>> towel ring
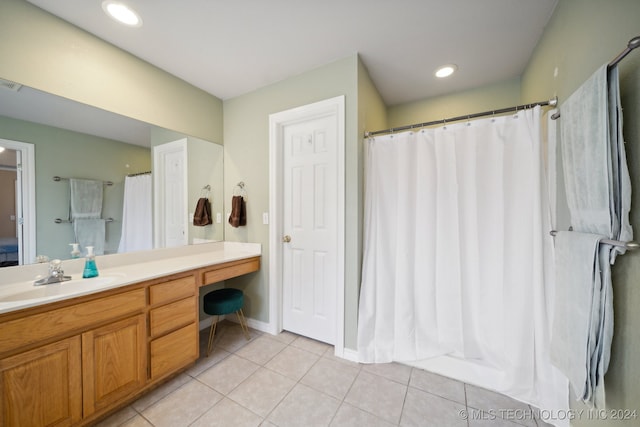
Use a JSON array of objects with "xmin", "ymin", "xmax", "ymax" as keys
[{"xmin": 233, "ymin": 181, "xmax": 247, "ymax": 200}]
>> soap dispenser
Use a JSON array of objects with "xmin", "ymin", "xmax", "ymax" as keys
[
  {"xmin": 82, "ymin": 246, "xmax": 99, "ymax": 278},
  {"xmin": 69, "ymin": 243, "xmax": 81, "ymax": 259}
]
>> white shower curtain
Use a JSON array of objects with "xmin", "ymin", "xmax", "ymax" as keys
[
  {"xmin": 118, "ymin": 173, "xmax": 153, "ymax": 253},
  {"xmin": 358, "ymin": 106, "xmax": 568, "ymax": 423}
]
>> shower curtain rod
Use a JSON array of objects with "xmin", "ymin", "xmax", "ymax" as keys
[
  {"xmin": 127, "ymin": 171, "xmax": 151, "ymax": 177},
  {"xmin": 364, "ymin": 97, "xmax": 558, "ymax": 137}
]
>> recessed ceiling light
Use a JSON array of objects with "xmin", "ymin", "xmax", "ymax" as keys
[
  {"xmin": 102, "ymin": 1, "xmax": 142, "ymax": 27},
  {"xmin": 435, "ymin": 64, "xmax": 457, "ymax": 78},
  {"xmin": 0, "ymin": 147, "xmax": 5, "ymax": 153}
]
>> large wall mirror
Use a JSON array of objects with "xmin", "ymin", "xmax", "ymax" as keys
[{"xmin": 0, "ymin": 81, "xmax": 224, "ymax": 266}]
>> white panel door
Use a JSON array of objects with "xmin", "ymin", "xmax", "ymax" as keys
[{"xmin": 282, "ymin": 114, "xmax": 338, "ymax": 344}]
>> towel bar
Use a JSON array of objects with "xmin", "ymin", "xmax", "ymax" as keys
[
  {"xmin": 550, "ymin": 230, "xmax": 639, "ymax": 250},
  {"xmin": 55, "ymin": 218, "xmax": 114, "ymax": 224}
]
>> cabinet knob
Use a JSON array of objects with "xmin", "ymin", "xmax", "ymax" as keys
[{"xmin": 282, "ymin": 235, "xmax": 291, "ymax": 243}]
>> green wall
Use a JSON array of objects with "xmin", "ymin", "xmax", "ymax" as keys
[
  {"xmin": 223, "ymin": 55, "xmax": 362, "ymax": 348},
  {"xmin": 0, "ymin": 115, "xmax": 150, "ymax": 260},
  {"xmin": 0, "ymin": 0, "xmax": 223, "ymax": 143},
  {"xmin": 521, "ymin": 0, "xmax": 640, "ymax": 424},
  {"xmin": 387, "ymin": 77, "xmax": 521, "ymax": 129}
]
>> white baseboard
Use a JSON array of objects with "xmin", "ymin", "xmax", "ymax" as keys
[{"xmin": 341, "ymin": 347, "xmax": 360, "ymax": 363}]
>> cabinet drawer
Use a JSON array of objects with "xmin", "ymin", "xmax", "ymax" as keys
[
  {"xmin": 0, "ymin": 288, "xmax": 146, "ymax": 355},
  {"xmin": 200, "ymin": 257, "xmax": 260, "ymax": 286},
  {"xmin": 150, "ymin": 323, "xmax": 197, "ymax": 380},
  {"xmin": 149, "ymin": 276, "xmax": 195, "ymax": 306},
  {"xmin": 149, "ymin": 296, "xmax": 196, "ymax": 338}
]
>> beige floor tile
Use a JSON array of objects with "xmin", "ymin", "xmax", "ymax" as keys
[
  {"xmin": 322, "ymin": 347, "xmax": 363, "ymax": 369},
  {"xmin": 228, "ymin": 367, "xmax": 296, "ymax": 417},
  {"xmin": 344, "ymin": 371, "xmax": 408, "ymax": 424},
  {"xmin": 186, "ymin": 347, "xmax": 231, "ymax": 377},
  {"xmin": 267, "ymin": 383, "xmax": 340, "ymax": 427},
  {"xmin": 190, "ymin": 398, "xmax": 263, "ymax": 427},
  {"xmin": 465, "ymin": 384, "xmax": 535, "ymax": 427},
  {"xmin": 131, "ymin": 373, "xmax": 192, "ymax": 412},
  {"xmin": 120, "ymin": 415, "xmax": 154, "ymax": 427},
  {"xmin": 265, "ymin": 345, "xmax": 320, "ymax": 380},
  {"xmin": 409, "ymin": 368, "xmax": 466, "ymax": 404},
  {"xmin": 141, "ymin": 379, "xmax": 223, "ymax": 427},
  {"xmin": 301, "ymin": 357, "xmax": 360, "ymax": 400},
  {"xmin": 467, "ymin": 409, "xmax": 529, "ymax": 427},
  {"xmin": 197, "ymin": 354, "xmax": 261, "ymax": 395},
  {"xmin": 235, "ymin": 335, "xmax": 287, "ymax": 365},
  {"xmin": 330, "ymin": 403, "xmax": 397, "ymax": 427},
  {"xmin": 400, "ymin": 387, "xmax": 467, "ymax": 427},
  {"xmin": 269, "ymin": 330, "xmax": 298, "ymax": 344},
  {"xmin": 213, "ymin": 322, "xmax": 255, "ymax": 353},
  {"xmin": 362, "ymin": 362, "xmax": 413, "ymax": 385},
  {"xmin": 94, "ymin": 405, "xmax": 138, "ymax": 427},
  {"xmin": 290, "ymin": 335, "xmax": 332, "ymax": 355}
]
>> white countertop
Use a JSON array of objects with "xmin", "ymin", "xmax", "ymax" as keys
[{"xmin": 0, "ymin": 242, "xmax": 261, "ymax": 315}]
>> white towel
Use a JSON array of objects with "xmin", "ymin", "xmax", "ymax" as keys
[
  {"xmin": 550, "ymin": 231, "xmax": 604, "ymax": 406},
  {"xmin": 69, "ymin": 178, "xmax": 103, "ymax": 219},
  {"xmin": 73, "ymin": 218, "xmax": 106, "ymax": 255},
  {"xmin": 560, "ymin": 65, "xmax": 612, "ymax": 236}
]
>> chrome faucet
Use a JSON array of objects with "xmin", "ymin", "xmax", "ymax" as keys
[{"xmin": 33, "ymin": 259, "xmax": 72, "ymax": 286}]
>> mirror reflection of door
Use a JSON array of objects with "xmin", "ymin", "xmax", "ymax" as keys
[
  {"xmin": 0, "ymin": 139, "xmax": 35, "ymax": 267},
  {"xmin": 153, "ymin": 139, "xmax": 188, "ymax": 248},
  {"xmin": 0, "ymin": 146, "xmax": 18, "ymax": 267}
]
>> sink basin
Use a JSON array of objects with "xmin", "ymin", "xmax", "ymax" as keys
[{"xmin": 0, "ymin": 275, "xmax": 125, "ymax": 303}]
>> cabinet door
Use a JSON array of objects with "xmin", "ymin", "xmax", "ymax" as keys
[
  {"xmin": 82, "ymin": 314, "xmax": 146, "ymax": 417},
  {"xmin": 0, "ymin": 336, "xmax": 82, "ymax": 427}
]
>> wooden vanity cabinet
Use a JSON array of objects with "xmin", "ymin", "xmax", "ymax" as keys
[
  {"xmin": 82, "ymin": 314, "xmax": 146, "ymax": 417},
  {"xmin": 0, "ymin": 336, "xmax": 82, "ymax": 427},
  {"xmin": 148, "ymin": 275, "xmax": 198, "ymax": 381},
  {"xmin": 0, "ymin": 254, "xmax": 260, "ymax": 426}
]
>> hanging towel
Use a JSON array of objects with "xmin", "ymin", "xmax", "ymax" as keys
[
  {"xmin": 193, "ymin": 197, "xmax": 213, "ymax": 226},
  {"xmin": 228, "ymin": 195, "xmax": 246, "ymax": 228},
  {"xmin": 553, "ymin": 64, "xmax": 632, "ymax": 408},
  {"xmin": 74, "ymin": 218, "xmax": 106, "ymax": 255},
  {"xmin": 69, "ymin": 178, "xmax": 105, "ymax": 254},
  {"xmin": 118, "ymin": 174, "xmax": 152, "ymax": 253},
  {"xmin": 69, "ymin": 179, "xmax": 103, "ymax": 219}
]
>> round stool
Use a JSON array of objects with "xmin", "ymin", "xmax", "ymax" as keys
[{"xmin": 203, "ymin": 288, "xmax": 250, "ymax": 356}]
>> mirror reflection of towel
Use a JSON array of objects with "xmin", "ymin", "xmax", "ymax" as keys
[
  {"xmin": 228, "ymin": 195, "xmax": 246, "ymax": 228},
  {"xmin": 74, "ymin": 219, "xmax": 106, "ymax": 255},
  {"xmin": 193, "ymin": 197, "xmax": 212, "ymax": 226}
]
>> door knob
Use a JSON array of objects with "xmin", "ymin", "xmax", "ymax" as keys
[{"xmin": 282, "ymin": 235, "xmax": 291, "ymax": 243}]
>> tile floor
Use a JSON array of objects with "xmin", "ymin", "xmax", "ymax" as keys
[{"xmin": 96, "ymin": 321, "xmax": 553, "ymax": 427}]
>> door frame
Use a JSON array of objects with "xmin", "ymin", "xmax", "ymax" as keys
[
  {"xmin": 268, "ymin": 96, "xmax": 345, "ymax": 356},
  {"xmin": 152, "ymin": 138, "xmax": 188, "ymax": 248},
  {"xmin": 0, "ymin": 138, "xmax": 35, "ymax": 264}
]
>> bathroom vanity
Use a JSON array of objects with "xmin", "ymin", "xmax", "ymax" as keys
[{"xmin": 0, "ymin": 242, "xmax": 260, "ymax": 426}]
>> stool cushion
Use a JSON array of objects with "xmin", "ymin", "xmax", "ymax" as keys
[{"xmin": 203, "ymin": 288, "xmax": 244, "ymax": 315}]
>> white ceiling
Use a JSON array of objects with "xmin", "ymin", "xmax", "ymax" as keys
[{"xmin": 25, "ymin": 0, "xmax": 558, "ymax": 106}]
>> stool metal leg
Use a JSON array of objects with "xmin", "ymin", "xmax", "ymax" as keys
[
  {"xmin": 236, "ymin": 309, "xmax": 250, "ymax": 340},
  {"xmin": 206, "ymin": 315, "xmax": 219, "ymax": 357}
]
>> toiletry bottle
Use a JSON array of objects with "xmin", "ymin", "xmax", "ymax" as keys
[
  {"xmin": 82, "ymin": 246, "xmax": 99, "ymax": 278},
  {"xmin": 69, "ymin": 243, "xmax": 81, "ymax": 259}
]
